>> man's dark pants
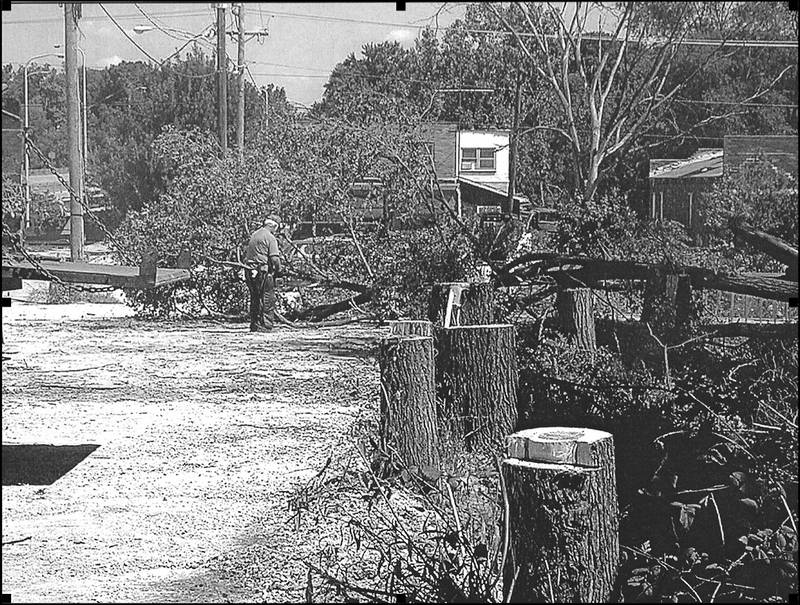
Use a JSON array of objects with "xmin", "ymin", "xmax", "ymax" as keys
[{"xmin": 246, "ymin": 270, "xmax": 276, "ymax": 331}]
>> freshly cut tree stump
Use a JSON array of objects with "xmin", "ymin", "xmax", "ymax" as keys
[
  {"xmin": 502, "ymin": 427, "xmax": 619, "ymax": 603},
  {"xmin": 389, "ymin": 320, "xmax": 433, "ymax": 337},
  {"xmin": 378, "ymin": 335, "xmax": 440, "ymax": 472},
  {"xmin": 436, "ymin": 324, "xmax": 518, "ymax": 451},
  {"xmin": 556, "ymin": 287, "xmax": 597, "ymax": 351},
  {"xmin": 428, "ymin": 282, "xmax": 495, "ymax": 327}
]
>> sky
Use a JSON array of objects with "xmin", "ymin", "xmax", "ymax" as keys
[{"xmin": 1, "ymin": 2, "xmax": 466, "ymax": 106}]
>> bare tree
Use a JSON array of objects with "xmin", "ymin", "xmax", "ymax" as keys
[{"xmin": 489, "ymin": 2, "xmax": 795, "ymax": 203}]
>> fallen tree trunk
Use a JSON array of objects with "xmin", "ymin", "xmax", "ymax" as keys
[
  {"xmin": 294, "ymin": 291, "xmax": 372, "ymax": 322},
  {"xmin": 437, "ymin": 324, "xmax": 518, "ymax": 451},
  {"xmin": 700, "ymin": 321, "xmax": 798, "ymax": 340},
  {"xmin": 692, "ymin": 271, "xmax": 797, "ymax": 302},
  {"xmin": 378, "ymin": 335, "xmax": 440, "ymax": 472},
  {"xmin": 730, "ymin": 220, "xmax": 798, "ymax": 274},
  {"xmin": 506, "ymin": 256, "xmax": 798, "ymax": 302}
]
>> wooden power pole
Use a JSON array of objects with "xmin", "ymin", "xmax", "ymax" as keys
[
  {"xmin": 216, "ymin": 3, "xmax": 228, "ymax": 156},
  {"xmin": 64, "ymin": 2, "xmax": 84, "ymax": 261},
  {"xmin": 236, "ymin": 3, "xmax": 245, "ymax": 161}
]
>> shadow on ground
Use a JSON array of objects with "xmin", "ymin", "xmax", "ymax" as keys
[{"xmin": 2, "ymin": 444, "xmax": 100, "ymax": 485}]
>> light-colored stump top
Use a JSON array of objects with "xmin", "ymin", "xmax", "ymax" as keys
[
  {"xmin": 507, "ymin": 427, "xmax": 612, "ymax": 467},
  {"xmin": 443, "ymin": 324, "xmax": 515, "ymax": 330}
]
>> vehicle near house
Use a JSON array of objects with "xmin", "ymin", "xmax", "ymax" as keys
[{"xmin": 527, "ymin": 207, "xmax": 561, "ymax": 232}]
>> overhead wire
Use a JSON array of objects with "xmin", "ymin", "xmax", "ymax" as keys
[
  {"xmin": 3, "ymin": 6, "xmax": 797, "ymax": 48},
  {"xmin": 133, "ymin": 3, "xmax": 209, "ymax": 45},
  {"xmin": 98, "ymin": 4, "xmax": 161, "ymax": 64}
]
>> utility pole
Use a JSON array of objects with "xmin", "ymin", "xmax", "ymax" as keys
[
  {"xmin": 216, "ymin": 3, "xmax": 228, "ymax": 156},
  {"xmin": 64, "ymin": 3, "xmax": 84, "ymax": 261},
  {"xmin": 507, "ymin": 71, "xmax": 522, "ymax": 217},
  {"xmin": 236, "ymin": 3, "xmax": 245, "ymax": 161}
]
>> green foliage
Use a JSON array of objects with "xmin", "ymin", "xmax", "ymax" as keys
[
  {"xmin": 515, "ymin": 321, "xmax": 798, "ymax": 602},
  {"xmin": 116, "ymin": 119, "xmax": 477, "ymax": 320},
  {"xmin": 703, "ymin": 155, "xmax": 798, "ymax": 258},
  {"xmin": 552, "ymin": 188, "xmax": 705, "ymax": 266},
  {"xmin": 307, "ymin": 224, "xmax": 479, "ymax": 320},
  {"xmin": 1, "ymin": 48, "xmax": 294, "ymax": 216},
  {"xmin": 2, "ymin": 176, "xmax": 24, "ymax": 232},
  {"xmin": 114, "ymin": 125, "xmax": 304, "ymax": 316}
]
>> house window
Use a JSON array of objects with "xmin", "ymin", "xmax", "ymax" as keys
[{"xmin": 461, "ymin": 148, "xmax": 496, "ymax": 172}]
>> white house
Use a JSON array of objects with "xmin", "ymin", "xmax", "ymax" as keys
[{"xmin": 422, "ymin": 122, "xmax": 530, "ymax": 218}]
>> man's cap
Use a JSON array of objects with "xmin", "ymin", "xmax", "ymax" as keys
[{"xmin": 264, "ymin": 214, "xmax": 282, "ymax": 228}]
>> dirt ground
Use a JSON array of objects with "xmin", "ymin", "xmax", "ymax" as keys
[{"xmin": 1, "ymin": 293, "xmax": 384, "ymax": 603}]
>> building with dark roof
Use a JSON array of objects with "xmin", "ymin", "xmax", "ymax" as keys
[{"xmin": 648, "ymin": 135, "xmax": 797, "ymax": 236}]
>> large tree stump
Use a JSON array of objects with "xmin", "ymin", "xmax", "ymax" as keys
[
  {"xmin": 555, "ymin": 287, "xmax": 597, "ymax": 351},
  {"xmin": 503, "ymin": 427, "xmax": 619, "ymax": 603},
  {"xmin": 641, "ymin": 270, "xmax": 692, "ymax": 341},
  {"xmin": 389, "ymin": 320, "xmax": 433, "ymax": 337},
  {"xmin": 436, "ymin": 324, "xmax": 518, "ymax": 451},
  {"xmin": 378, "ymin": 335, "xmax": 440, "ymax": 472},
  {"xmin": 428, "ymin": 282, "xmax": 495, "ymax": 327}
]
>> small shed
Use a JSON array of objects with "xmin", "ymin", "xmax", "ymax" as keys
[{"xmin": 649, "ymin": 149, "xmax": 723, "ymax": 233}]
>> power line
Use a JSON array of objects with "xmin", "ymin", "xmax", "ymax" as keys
[
  {"xmin": 247, "ymin": 60, "xmax": 330, "ymax": 73},
  {"xmin": 2, "ymin": 9, "xmax": 210, "ymax": 25},
  {"xmin": 215, "ymin": 8, "xmax": 800, "ymax": 48},
  {"xmin": 98, "ymin": 4, "xmax": 160, "ymax": 64},
  {"xmin": 248, "ymin": 72, "xmax": 449, "ymax": 85},
  {"xmin": 4, "ymin": 6, "xmax": 796, "ymax": 48}
]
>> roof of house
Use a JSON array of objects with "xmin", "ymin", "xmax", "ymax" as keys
[
  {"xmin": 459, "ymin": 177, "xmax": 529, "ymax": 203},
  {"xmin": 649, "ymin": 148, "xmax": 724, "ymax": 180}
]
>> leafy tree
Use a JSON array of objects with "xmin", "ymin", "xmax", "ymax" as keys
[
  {"xmin": 117, "ymin": 113, "xmax": 479, "ymax": 319},
  {"xmin": 2, "ymin": 47, "xmax": 295, "ymax": 216},
  {"xmin": 702, "ymin": 156, "xmax": 798, "ymax": 273}
]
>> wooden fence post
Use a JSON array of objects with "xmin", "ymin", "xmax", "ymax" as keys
[
  {"xmin": 502, "ymin": 427, "xmax": 619, "ymax": 603},
  {"xmin": 389, "ymin": 320, "xmax": 433, "ymax": 337},
  {"xmin": 378, "ymin": 335, "xmax": 440, "ymax": 472},
  {"xmin": 556, "ymin": 287, "xmax": 597, "ymax": 352},
  {"xmin": 436, "ymin": 324, "xmax": 518, "ymax": 451},
  {"xmin": 428, "ymin": 282, "xmax": 495, "ymax": 327}
]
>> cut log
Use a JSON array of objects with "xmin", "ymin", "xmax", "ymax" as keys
[
  {"xmin": 428, "ymin": 282, "xmax": 495, "ymax": 327},
  {"xmin": 730, "ymin": 220, "xmax": 798, "ymax": 273},
  {"xmin": 701, "ymin": 321, "xmax": 798, "ymax": 340},
  {"xmin": 436, "ymin": 324, "xmax": 518, "ymax": 451},
  {"xmin": 693, "ymin": 271, "xmax": 797, "ymax": 303},
  {"xmin": 294, "ymin": 291, "xmax": 371, "ymax": 321},
  {"xmin": 555, "ymin": 287, "xmax": 597, "ymax": 351},
  {"xmin": 378, "ymin": 335, "xmax": 440, "ymax": 472},
  {"xmin": 506, "ymin": 256, "xmax": 798, "ymax": 302},
  {"xmin": 389, "ymin": 320, "xmax": 433, "ymax": 337},
  {"xmin": 503, "ymin": 427, "xmax": 618, "ymax": 603}
]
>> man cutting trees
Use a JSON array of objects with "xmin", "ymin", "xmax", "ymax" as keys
[{"xmin": 244, "ymin": 214, "xmax": 283, "ymax": 332}]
